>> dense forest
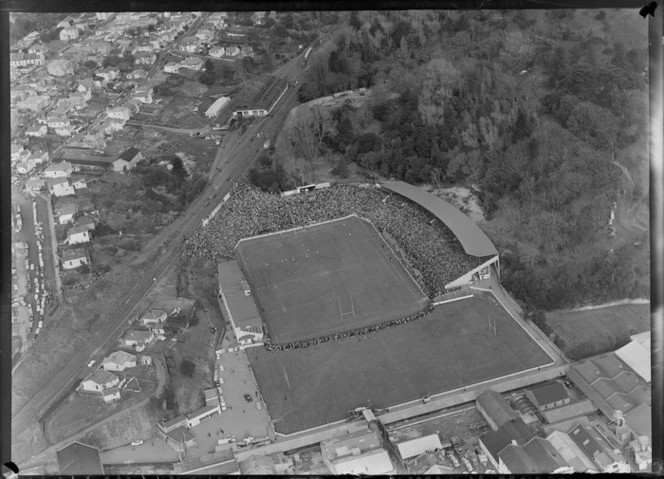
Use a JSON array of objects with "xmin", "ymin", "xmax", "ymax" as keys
[{"xmin": 255, "ymin": 9, "xmax": 649, "ymax": 312}]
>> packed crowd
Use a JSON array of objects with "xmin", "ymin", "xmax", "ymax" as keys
[
  {"xmin": 184, "ymin": 183, "xmax": 484, "ymax": 298},
  {"xmin": 263, "ymin": 304, "xmax": 435, "ymax": 351}
]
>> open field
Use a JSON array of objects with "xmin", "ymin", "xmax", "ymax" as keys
[
  {"xmin": 247, "ymin": 294, "xmax": 552, "ymax": 434},
  {"xmin": 546, "ymin": 302, "xmax": 650, "ymax": 350},
  {"xmin": 79, "ymin": 403, "xmax": 155, "ymax": 451},
  {"xmin": 236, "ymin": 216, "xmax": 428, "ymax": 343}
]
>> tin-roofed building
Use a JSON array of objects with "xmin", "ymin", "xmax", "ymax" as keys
[
  {"xmin": 479, "ymin": 418, "xmax": 535, "ymax": 470},
  {"xmin": 57, "ymin": 442, "xmax": 104, "ymax": 475},
  {"xmin": 498, "ymin": 436, "xmax": 572, "ymax": 474},
  {"xmin": 396, "ymin": 434, "xmax": 443, "ymax": 460},
  {"xmin": 614, "ymin": 331, "xmax": 651, "ymax": 383},
  {"xmin": 218, "ymin": 261, "xmax": 264, "ymax": 346},
  {"xmin": 547, "ymin": 430, "xmax": 599, "ymax": 473},
  {"xmin": 525, "ymin": 381, "xmax": 570, "ymax": 411},
  {"xmin": 476, "ymin": 389, "xmax": 519, "ymax": 430},
  {"xmin": 569, "ymin": 423, "xmax": 630, "ymax": 472}
]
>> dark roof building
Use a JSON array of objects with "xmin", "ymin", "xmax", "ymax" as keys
[
  {"xmin": 476, "ymin": 389, "xmax": 519, "ymax": 430},
  {"xmin": 56, "ymin": 441, "xmax": 104, "ymax": 475},
  {"xmin": 498, "ymin": 436, "xmax": 571, "ymax": 474},
  {"xmin": 479, "ymin": 418, "xmax": 535, "ymax": 469},
  {"xmin": 525, "ymin": 381, "xmax": 570, "ymax": 410}
]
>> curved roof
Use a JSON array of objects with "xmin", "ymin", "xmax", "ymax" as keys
[{"xmin": 381, "ymin": 181, "xmax": 498, "ymax": 257}]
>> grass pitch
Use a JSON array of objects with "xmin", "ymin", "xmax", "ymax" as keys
[
  {"xmin": 236, "ymin": 216, "xmax": 429, "ymax": 343},
  {"xmin": 247, "ymin": 295, "xmax": 553, "ymax": 434}
]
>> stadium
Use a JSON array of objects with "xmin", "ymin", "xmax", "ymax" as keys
[{"xmin": 185, "ymin": 181, "xmax": 552, "ymax": 434}]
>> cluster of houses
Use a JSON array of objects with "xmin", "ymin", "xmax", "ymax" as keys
[
  {"xmin": 79, "ymin": 350, "xmax": 152, "ymax": 403},
  {"xmin": 120, "ymin": 308, "xmax": 175, "ymax": 352}
]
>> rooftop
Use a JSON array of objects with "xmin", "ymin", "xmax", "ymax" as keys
[
  {"xmin": 103, "ymin": 350, "xmax": 136, "ymax": 365},
  {"xmin": 62, "ymin": 248, "xmax": 88, "ymax": 261},
  {"xmin": 624, "ymin": 403, "xmax": 652, "ymax": 438},
  {"xmin": 476, "ymin": 389, "xmax": 519, "ymax": 427},
  {"xmin": 218, "ymin": 261, "xmax": 263, "ymax": 332},
  {"xmin": 118, "ymin": 146, "xmax": 141, "ymax": 161},
  {"xmin": 87, "ymin": 369, "xmax": 118, "ymax": 386},
  {"xmin": 67, "ymin": 225, "xmax": 90, "ymax": 236},
  {"xmin": 540, "ymin": 399, "xmax": 597, "ymax": 424},
  {"xmin": 569, "ymin": 423, "xmax": 624, "ymax": 468},
  {"xmin": 396, "ymin": 434, "xmax": 443, "ymax": 460},
  {"xmin": 480, "ymin": 418, "xmax": 535, "ymax": 459},
  {"xmin": 546, "ymin": 430, "xmax": 598, "ymax": 473},
  {"xmin": 123, "ymin": 329, "xmax": 153, "ymax": 342},
  {"xmin": 321, "ymin": 428, "xmax": 382, "ymax": 461},
  {"xmin": 615, "ymin": 331, "xmax": 651, "ymax": 383},
  {"xmin": 527, "ymin": 381, "xmax": 569, "ymax": 407},
  {"xmin": 56, "ymin": 442, "xmax": 103, "ymax": 475}
]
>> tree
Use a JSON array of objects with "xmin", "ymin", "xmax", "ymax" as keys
[
  {"xmin": 199, "ymin": 69, "xmax": 215, "ymax": 85},
  {"xmin": 180, "ymin": 359, "xmax": 195, "ymax": 377},
  {"xmin": 500, "ymin": 30, "xmax": 535, "ymax": 71},
  {"xmin": 397, "ymin": 35, "xmax": 409, "ymax": 62},
  {"xmin": 567, "ymin": 101, "xmax": 620, "ymax": 151},
  {"xmin": 349, "ymin": 11, "xmax": 363, "ymax": 30},
  {"xmin": 418, "ymin": 58, "xmax": 460, "ymax": 127},
  {"xmin": 204, "ymin": 59, "xmax": 214, "ymax": 71},
  {"xmin": 290, "ymin": 106, "xmax": 331, "ymax": 164}
]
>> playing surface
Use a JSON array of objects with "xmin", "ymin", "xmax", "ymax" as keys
[
  {"xmin": 235, "ymin": 216, "xmax": 429, "ymax": 344},
  {"xmin": 247, "ymin": 295, "xmax": 554, "ymax": 434}
]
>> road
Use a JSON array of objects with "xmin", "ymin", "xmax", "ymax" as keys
[
  {"xmin": 611, "ymin": 160, "xmax": 648, "ymax": 235},
  {"xmin": 11, "ymin": 51, "xmax": 308, "ymax": 453}
]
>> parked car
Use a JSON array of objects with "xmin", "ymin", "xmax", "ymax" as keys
[
  {"xmin": 87, "ymin": 360, "xmax": 96, "ymax": 368},
  {"xmin": 131, "ymin": 440, "xmax": 143, "ymax": 446},
  {"xmin": 244, "ymin": 394, "xmax": 253, "ymax": 402}
]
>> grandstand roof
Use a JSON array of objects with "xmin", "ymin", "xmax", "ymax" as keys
[
  {"xmin": 381, "ymin": 181, "xmax": 498, "ymax": 257},
  {"xmin": 218, "ymin": 261, "xmax": 263, "ymax": 331}
]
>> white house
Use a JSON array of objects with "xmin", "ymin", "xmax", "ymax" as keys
[
  {"xmin": 25, "ymin": 124, "xmax": 47, "ymax": 137},
  {"xmin": 180, "ymin": 57, "xmax": 204, "ymax": 71},
  {"xmin": 102, "ymin": 386, "xmax": 122, "ymax": 403},
  {"xmin": 141, "ymin": 309, "xmax": 168, "ymax": 325},
  {"xmin": 135, "ymin": 52, "xmax": 157, "ymax": 65},
  {"xmin": 56, "ymin": 203, "xmax": 78, "ymax": 224},
  {"xmin": 113, "ymin": 147, "xmax": 142, "ymax": 173},
  {"xmin": 164, "ymin": 62, "xmax": 180, "ymax": 73},
  {"xmin": 61, "ymin": 248, "xmax": 89, "ymax": 270},
  {"xmin": 209, "ymin": 45, "xmax": 225, "ymax": 58},
  {"xmin": 195, "ymin": 28, "xmax": 214, "ymax": 43},
  {"xmin": 29, "ymin": 150, "xmax": 49, "ymax": 165},
  {"xmin": 396, "ymin": 434, "xmax": 444, "ymax": 461},
  {"xmin": 133, "ymin": 87, "xmax": 153, "ymax": 104},
  {"xmin": 225, "ymin": 45, "xmax": 240, "ymax": 56},
  {"xmin": 46, "ymin": 116, "xmax": 71, "ymax": 129},
  {"xmin": 122, "ymin": 329, "xmax": 155, "ymax": 349},
  {"xmin": 59, "ymin": 26, "xmax": 80, "ymax": 42},
  {"xmin": 179, "ymin": 37, "xmax": 200, "ymax": 53},
  {"xmin": 80, "ymin": 370, "xmax": 120, "ymax": 392},
  {"xmin": 72, "ymin": 178, "xmax": 88, "ymax": 190},
  {"xmin": 42, "ymin": 161, "xmax": 73, "ymax": 178},
  {"xmin": 16, "ymin": 161, "xmax": 36, "ymax": 175},
  {"xmin": 48, "ymin": 178, "xmax": 76, "ymax": 197},
  {"xmin": 101, "ymin": 351, "xmax": 137, "ymax": 371},
  {"xmin": 67, "ymin": 225, "xmax": 91, "ymax": 245},
  {"xmin": 127, "ymin": 69, "xmax": 147, "ymax": 80},
  {"xmin": 96, "ymin": 67, "xmax": 120, "ymax": 83},
  {"xmin": 107, "ymin": 106, "xmax": 131, "ymax": 121}
]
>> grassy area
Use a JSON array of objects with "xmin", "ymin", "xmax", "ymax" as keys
[
  {"xmin": 546, "ymin": 302, "xmax": 649, "ymax": 360},
  {"xmin": 248, "ymin": 294, "xmax": 552, "ymax": 434},
  {"xmin": 79, "ymin": 403, "xmax": 154, "ymax": 451}
]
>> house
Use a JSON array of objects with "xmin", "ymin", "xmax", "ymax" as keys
[
  {"xmin": 102, "ymin": 386, "xmax": 121, "ymax": 403},
  {"xmin": 74, "ymin": 215, "xmax": 97, "ymax": 232},
  {"xmin": 48, "ymin": 178, "xmax": 76, "ymax": 197},
  {"xmin": 98, "ymin": 119, "xmax": 126, "ymax": 135},
  {"xmin": 225, "ymin": 45, "xmax": 240, "ymax": 56},
  {"xmin": 29, "ymin": 150, "xmax": 49, "ymax": 165},
  {"xmin": 164, "ymin": 62, "xmax": 180, "ymax": 73},
  {"xmin": 140, "ymin": 355, "xmax": 152, "ymax": 365},
  {"xmin": 16, "ymin": 94, "xmax": 50, "ymax": 112},
  {"xmin": 67, "ymin": 225, "xmax": 91, "ymax": 245},
  {"xmin": 180, "ymin": 57, "xmax": 204, "ymax": 71},
  {"xmin": 141, "ymin": 309, "xmax": 168, "ymax": 325},
  {"xmin": 57, "ymin": 16, "xmax": 76, "ymax": 29},
  {"xmin": 127, "ymin": 68, "xmax": 147, "ymax": 80},
  {"xmin": 59, "ymin": 26, "xmax": 80, "ymax": 41},
  {"xmin": 569, "ymin": 423, "xmax": 631, "ymax": 472},
  {"xmin": 497, "ymin": 436, "xmax": 572, "ymax": 474},
  {"xmin": 107, "ymin": 106, "xmax": 131, "ymax": 121},
  {"xmin": 96, "ymin": 67, "xmax": 120, "ymax": 83},
  {"xmin": 179, "ymin": 37, "xmax": 200, "ymax": 53},
  {"xmin": 55, "ymin": 125, "xmax": 74, "ymax": 137},
  {"xmin": 479, "ymin": 418, "xmax": 535, "ymax": 470},
  {"xmin": 101, "ymin": 351, "xmax": 137, "ymax": 371},
  {"xmin": 158, "ymin": 416, "xmax": 197, "ymax": 451},
  {"xmin": 72, "ymin": 178, "xmax": 88, "ymax": 190},
  {"xmin": 240, "ymin": 45, "xmax": 254, "ymax": 57},
  {"xmin": 132, "ymin": 41, "xmax": 154, "ymax": 53},
  {"xmin": 77, "ymin": 79, "xmax": 95, "ymax": 94},
  {"xmin": 56, "ymin": 442, "xmax": 104, "ymax": 475},
  {"xmin": 61, "ymin": 248, "xmax": 89, "ymax": 270},
  {"xmin": 396, "ymin": 434, "xmax": 443, "ymax": 461},
  {"xmin": 195, "ymin": 28, "xmax": 214, "ymax": 43},
  {"xmin": 47, "ymin": 59, "xmax": 74, "ymax": 76},
  {"xmin": 25, "ymin": 124, "xmax": 48, "ymax": 137},
  {"xmin": 80, "ymin": 369, "xmax": 120, "ymax": 392},
  {"xmin": 321, "ymin": 428, "xmax": 393, "ymax": 475},
  {"xmin": 476, "ymin": 389, "xmax": 520, "ymax": 431},
  {"xmin": 134, "ymin": 52, "xmax": 157, "ymax": 65},
  {"xmin": 56, "ymin": 203, "xmax": 78, "ymax": 224},
  {"xmin": 46, "ymin": 116, "xmax": 70, "ymax": 129},
  {"xmin": 43, "ymin": 161, "xmax": 73, "ymax": 178},
  {"xmin": 16, "ymin": 161, "xmax": 36, "ymax": 175},
  {"xmin": 28, "ymin": 43, "xmax": 47, "ymax": 55},
  {"xmin": 24, "ymin": 178, "xmax": 44, "ymax": 192},
  {"xmin": 133, "ymin": 87, "xmax": 153, "ymax": 104},
  {"xmin": 113, "ymin": 147, "xmax": 143, "ymax": 173},
  {"xmin": 122, "ymin": 329, "xmax": 155, "ymax": 349},
  {"xmin": 525, "ymin": 382, "xmax": 570, "ymax": 411},
  {"xmin": 252, "ymin": 11, "xmax": 266, "ymax": 25},
  {"xmin": 10, "ymin": 52, "xmax": 45, "ymax": 67},
  {"xmin": 547, "ymin": 430, "xmax": 599, "ymax": 473},
  {"xmin": 11, "ymin": 143, "xmax": 26, "ymax": 162},
  {"xmin": 209, "ymin": 45, "xmax": 226, "ymax": 58}
]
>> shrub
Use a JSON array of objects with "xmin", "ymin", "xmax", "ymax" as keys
[{"xmin": 180, "ymin": 359, "xmax": 195, "ymax": 378}]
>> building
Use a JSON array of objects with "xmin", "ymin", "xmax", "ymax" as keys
[
  {"xmin": 10, "ymin": 52, "xmax": 45, "ymax": 67},
  {"xmin": 47, "ymin": 59, "xmax": 74, "ymax": 76},
  {"xmin": 56, "ymin": 203, "xmax": 78, "ymax": 224},
  {"xmin": 225, "ymin": 45, "xmax": 240, "ymax": 56},
  {"xmin": 81, "ymin": 369, "xmax": 120, "ymax": 392},
  {"xmin": 57, "ymin": 442, "xmax": 104, "ymax": 475},
  {"xmin": 238, "ymin": 455, "xmax": 277, "ymax": 475},
  {"xmin": 321, "ymin": 428, "xmax": 393, "ymax": 475},
  {"xmin": 65, "ymin": 155, "xmax": 115, "ymax": 171},
  {"xmin": 240, "ymin": 45, "xmax": 254, "ymax": 57},
  {"xmin": 62, "ymin": 248, "xmax": 89, "ymax": 270},
  {"xmin": 59, "ymin": 26, "xmax": 80, "ymax": 41},
  {"xmin": 122, "ymin": 329, "xmax": 155, "ymax": 349},
  {"xmin": 45, "ymin": 116, "xmax": 70, "ymax": 129},
  {"xmin": 127, "ymin": 68, "xmax": 147, "ymax": 80},
  {"xmin": 232, "ymin": 76, "xmax": 289, "ymax": 119},
  {"xmin": 218, "ymin": 261, "xmax": 264, "ymax": 346},
  {"xmin": 540, "ymin": 399, "xmax": 597, "ymax": 425},
  {"xmin": 546, "ymin": 430, "xmax": 599, "ymax": 473},
  {"xmin": 113, "ymin": 147, "xmax": 143, "ymax": 173},
  {"xmin": 187, "ymin": 404, "xmax": 221, "ymax": 427},
  {"xmin": 205, "ymin": 96, "xmax": 230, "ymax": 118},
  {"xmin": 569, "ymin": 423, "xmax": 630, "ymax": 472},
  {"xmin": 164, "ymin": 62, "xmax": 180, "ymax": 73},
  {"xmin": 135, "ymin": 52, "xmax": 157, "ymax": 65},
  {"xmin": 66, "ymin": 225, "xmax": 91, "ymax": 245},
  {"xmin": 107, "ymin": 106, "xmax": 131, "ymax": 121},
  {"xmin": 204, "ymin": 388, "xmax": 220, "ymax": 406},
  {"xmin": 140, "ymin": 355, "xmax": 152, "ymax": 365},
  {"xmin": 195, "ymin": 28, "xmax": 214, "ymax": 42},
  {"xmin": 209, "ymin": 45, "xmax": 225, "ymax": 58},
  {"xmin": 629, "ymin": 434, "xmax": 652, "ymax": 471},
  {"xmin": 479, "ymin": 418, "xmax": 535, "ymax": 471},
  {"xmin": 72, "ymin": 178, "xmax": 88, "ymax": 190},
  {"xmin": 396, "ymin": 434, "xmax": 443, "ymax": 461},
  {"xmin": 28, "ymin": 43, "xmax": 47, "ymax": 55},
  {"xmin": 74, "ymin": 215, "xmax": 98, "ymax": 232},
  {"xmin": 77, "ymin": 79, "xmax": 95, "ymax": 94},
  {"xmin": 25, "ymin": 124, "xmax": 48, "ymax": 137},
  {"xmin": 16, "ymin": 161, "xmax": 36, "ymax": 175},
  {"xmin": 141, "ymin": 309, "xmax": 167, "ymax": 325},
  {"xmin": 102, "ymin": 386, "xmax": 122, "ymax": 403},
  {"xmin": 16, "ymin": 94, "xmax": 50, "ymax": 112},
  {"xmin": 180, "ymin": 57, "xmax": 204, "ymax": 71},
  {"xmin": 25, "ymin": 178, "xmax": 44, "ymax": 192},
  {"xmin": 101, "ymin": 351, "xmax": 137, "ymax": 371},
  {"xmin": 614, "ymin": 331, "xmax": 651, "ymax": 383},
  {"xmin": 96, "ymin": 67, "xmax": 120, "ymax": 83},
  {"xmin": 48, "ymin": 178, "xmax": 76, "ymax": 197},
  {"xmin": 158, "ymin": 417, "xmax": 197, "ymax": 452},
  {"xmin": 476, "ymin": 389, "xmax": 519, "ymax": 431},
  {"xmin": 158, "ymin": 415, "xmax": 189, "ymax": 434},
  {"xmin": 525, "ymin": 381, "xmax": 570, "ymax": 411},
  {"xmin": 179, "ymin": 37, "xmax": 201, "ymax": 53},
  {"xmin": 133, "ymin": 87, "xmax": 153, "ymax": 104},
  {"xmin": 497, "ymin": 436, "xmax": 572, "ymax": 474}
]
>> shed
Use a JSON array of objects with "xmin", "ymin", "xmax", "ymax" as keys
[
  {"xmin": 396, "ymin": 434, "xmax": 443, "ymax": 460},
  {"xmin": 526, "ymin": 382, "xmax": 570, "ymax": 411}
]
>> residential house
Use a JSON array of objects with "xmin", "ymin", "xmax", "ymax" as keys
[
  {"xmin": 134, "ymin": 52, "xmax": 157, "ymax": 65},
  {"xmin": 107, "ymin": 106, "xmax": 131, "ymax": 121},
  {"xmin": 525, "ymin": 382, "xmax": 571, "ymax": 411},
  {"xmin": 569, "ymin": 423, "xmax": 631, "ymax": 472},
  {"xmin": 16, "ymin": 161, "xmax": 36, "ymax": 175},
  {"xmin": 209, "ymin": 45, "xmax": 226, "ymax": 58},
  {"xmin": 57, "ymin": 16, "xmax": 76, "ymax": 29},
  {"xmin": 24, "ymin": 178, "xmax": 44, "ymax": 192},
  {"xmin": 252, "ymin": 11, "xmax": 266, "ymax": 25},
  {"xmin": 59, "ymin": 26, "xmax": 80, "ymax": 42},
  {"xmin": 102, "ymin": 386, "xmax": 121, "ymax": 403},
  {"xmin": 479, "ymin": 418, "xmax": 535, "ymax": 471},
  {"xmin": 88, "ymin": 41, "xmax": 112, "ymax": 55},
  {"xmin": 74, "ymin": 215, "xmax": 97, "ymax": 232},
  {"xmin": 46, "ymin": 116, "xmax": 71, "ymax": 129},
  {"xmin": 122, "ymin": 329, "xmax": 155, "ymax": 350},
  {"xmin": 127, "ymin": 68, "xmax": 147, "ymax": 80},
  {"xmin": 497, "ymin": 436, "xmax": 572, "ymax": 474},
  {"xmin": 67, "ymin": 225, "xmax": 92, "ymax": 245},
  {"xmin": 56, "ymin": 203, "xmax": 78, "ymax": 224},
  {"xmin": 72, "ymin": 178, "xmax": 88, "ymax": 190},
  {"xmin": 25, "ymin": 124, "xmax": 48, "ymax": 137},
  {"xmin": 225, "ymin": 45, "xmax": 240, "ymax": 56},
  {"xmin": 164, "ymin": 62, "xmax": 180, "ymax": 73},
  {"xmin": 61, "ymin": 248, "xmax": 89, "ymax": 270},
  {"xmin": 195, "ymin": 28, "xmax": 214, "ymax": 43},
  {"xmin": 101, "ymin": 351, "xmax": 137, "ymax": 371},
  {"xmin": 179, "ymin": 37, "xmax": 201, "ymax": 53},
  {"xmin": 133, "ymin": 87, "xmax": 153, "ymax": 104},
  {"xmin": 55, "ymin": 125, "xmax": 74, "ymax": 137},
  {"xmin": 42, "ymin": 161, "xmax": 73, "ymax": 178},
  {"xmin": 132, "ymin": 41, "xmax": 154, "ymax": 53},
  {"xmin": 240, "ymin": 45, "xmax": 254, "ymax": 57},
  {"xmin": 29, "ymin": 150, "xmax": 49, "ymax": 165},
  {"xmin": 17, "ymin": 95, "xmax": 50, "ymax": 112},
  {"xmin": 113, "ymin": 147, "xmax": 143, "ymax": 173},
  {"xmin": 10, "ymin": 52, "xmax": 45, "ymax": 68},
  {"xmin": 47, "ymin": 59, "xmax": 74, "ymax": 76},
  {"xmin": 28, "ymin": 43, "xmax": 47, "ymax": 55},
  {"xmin": 95, "ymin": 67, "xmax": 120, "ymax": 83},
  {"xmin": 180, "ymin": 57, "xmax": 204, "ymax": 71},
  {"xmin": 11, "ymin": 143, "xmax": 27, "ymax": 162},
  {"xmin": 141, "ymin": 309, "xmax": 167, "ymax": 325},
  {"xmin": 207, "ymin": 12, "xmax": 228, "ymax": 27},
  {"xmin": 48, "ymin": 178, "xmax": 75, "ymax": 197},
  {"xmin": 81, "ymin": 369, "xmax": 119, "ymax": 392}
]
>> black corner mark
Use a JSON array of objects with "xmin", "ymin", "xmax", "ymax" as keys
[
  {"xmin": 639, "ymin": 1, "xmax": 658, "ymax": 18},
  {"xmin": 1, "ymin": 462, "xmax": 19, "ymax": 479}
]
